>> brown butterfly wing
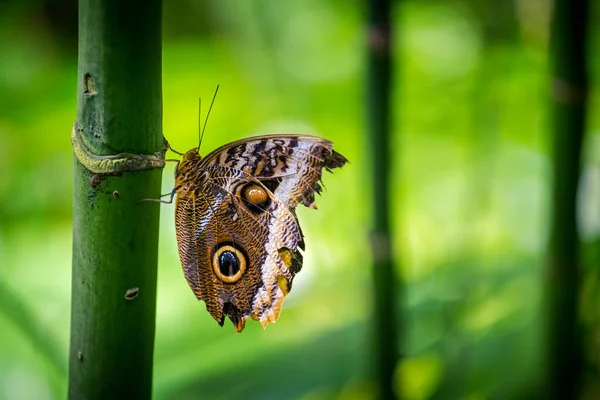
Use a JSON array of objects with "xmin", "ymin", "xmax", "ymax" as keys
[
  {"xmin": 175, "ymin": 135, "xmax": 347, "ymax": 332},
  {"xmin": 201, "ymin": 134, "xmax": 348, "ymax": 208},
  {"xmin": 175, "ymin": 165, "xmax": 302, "ymax": 332}
]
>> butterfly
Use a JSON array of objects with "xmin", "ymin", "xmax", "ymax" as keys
[
  {"xmin": 167, "ymin": 134, "xmax": 347, "ymax": 332},
  {"xmin": 153, "ymin": 90, "xmax": 347, "ymax": 332}
]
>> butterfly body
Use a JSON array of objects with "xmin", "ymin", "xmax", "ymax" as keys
[{"xmin": 173, "ymin": 134, "xmax": 347, "ymax": 332}]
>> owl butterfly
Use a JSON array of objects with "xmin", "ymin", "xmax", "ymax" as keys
[{"xmin": 168, "ymin": 133, "xmax": 347, "ymax": 333}]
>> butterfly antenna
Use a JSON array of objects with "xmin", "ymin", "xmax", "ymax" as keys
[
  {"xmin": 198, "ymin": 84, "xmax": 220, "ymax": 152},
  {"xmin": 197, "ymin": 97, "xmax": 201, "ymax": 151}
]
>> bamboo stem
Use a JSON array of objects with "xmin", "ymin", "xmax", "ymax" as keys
[
  {"xmin": 367, "ymin": 0, "xmax": 398, "ymax": 398},
  {"xmin": 545, "ymin": 0, "xmax": 589, "ymax": 397},
  {"xmin": 68, "ymin": 0, "xmax": 163, "ymax": 398}
]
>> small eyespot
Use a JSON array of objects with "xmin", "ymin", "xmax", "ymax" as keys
[
  {"xmin": 243, "ymin": 184, "xmax": 268, "ymax": 205},
  {"xmin": 241, "ymin": 183, "xmax": 271, "ymax": 213},
  {"xmin": 212, "ymin": 244, "xmax": 247, "ymax": 283},
  {"xmin": 277, "ymin": 275, "xmax": 291, "ymax": 295},
  {"xmin": 278, "ymin": 248, "xmax": 293, "ymax": 268}
]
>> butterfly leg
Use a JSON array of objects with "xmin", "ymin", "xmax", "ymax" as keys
[
  {"xmin": 137, "ymin": 156, "xmax": 180, "ymax": 204},
  {"xmin": 138, "ymin": 188, "xmax": 177, "ymax": 204},
  {"xmin": 164, "ymin": 139, "xmax": 185, "ymax": 156}
]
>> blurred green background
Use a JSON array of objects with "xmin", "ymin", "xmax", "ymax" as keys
[{"xmin": 1, "ymin": 0, "xmax": 600, "ymax": 399}]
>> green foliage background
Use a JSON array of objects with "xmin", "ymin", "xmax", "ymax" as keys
[{"xmin": 1, "ymin": 0, "xmax": 599, "ymax": 399}]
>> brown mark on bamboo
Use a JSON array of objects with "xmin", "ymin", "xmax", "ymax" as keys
[
  {"xmin": 84, "ymin": 73, "xmax": 97, "ymax": 95},
  {"xmin": 113, "ymin": 190, "xmax": 120, "ymax": 199},
  {"xmin": 90, "ymin": 174, "xmax": 103, "ymax": 189},
  {"xmin": 552, "ymin": 78, "xmax": 588, "ymax": 105},
  {"xmin": 89, "ymin": 172, "xmax": 122, "ymax": 191},
  {"xmin": 369, "ymin": 26, "xmax": 391, "ymax": 55},
  {"xmin": 125, "ymin": 287, "xmax": 139, "ymax": 301}
]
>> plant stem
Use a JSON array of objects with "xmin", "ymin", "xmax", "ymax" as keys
[
  {"xmin": 69, "ymin": 0, "xmax": 163, "ymax": 398},
  {"xmin": 367, "ymin": 0, "xmax": 398, "ymax": 398},
  {"xmin": 545, "ymin": 0, "xmax": 589, "ymax": 397}
]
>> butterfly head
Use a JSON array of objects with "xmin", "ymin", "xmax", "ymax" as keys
[
  {"xmin": 174, "ymin": 148, "xmax": 204, "ymax": 187},
  {"xmin": 183, "ymin": 148, "xmax": 201, "ymax": 161},
  {"xmin": 177, "ymin": 148, "xmax": 202, "ymax": 173}
]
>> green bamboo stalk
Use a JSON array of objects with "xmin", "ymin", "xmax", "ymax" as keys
[
  {"xmin": 68, "ymin": 1, "xmax": 163, "ymax": 398},
  {"xmin": 367, "ymin": 0, "xmax": 398, "ymax": 398},
  {"xmin": 545, "ymin": 0, "xmax": 589, "ymax": 398}
]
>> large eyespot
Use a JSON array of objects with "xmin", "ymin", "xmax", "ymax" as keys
[
  {"xmin": 241, "ymin": 183, "xmax": 271, "ymax": 213},
  {"xmin": 212, "ymin": 244, "xmax": 247, "ymax": 283}
]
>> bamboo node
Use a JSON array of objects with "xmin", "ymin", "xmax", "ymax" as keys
[
  {"xmin": 368, "ymin": 26, "xmax": 391, "ymax": 55},
  {"xmin": 71, "ymin": 122, "xmax": 166, "ymax": 174},
  {"xmin": 552, "ymin": 78, "xmax": 588, "ymax": 105},
  {"xmin": 370, "ymin": 231, "xmax": 391, "ymax": 262}
]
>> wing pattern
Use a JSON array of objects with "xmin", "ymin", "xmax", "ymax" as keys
[{"xmin": 174, "ymin": 135, "xmax": 347, "ymax": 332}]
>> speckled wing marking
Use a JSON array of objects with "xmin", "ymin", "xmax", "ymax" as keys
[
  {"xmin": 174, "ymin": 134, "xmax": 347, "ymax": 332},
  {"xmin": 202, "ymin": 135, "xmax": 348, "ymax": 208}
]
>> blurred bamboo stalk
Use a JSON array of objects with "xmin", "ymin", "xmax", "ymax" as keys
[
  {"xmin": 367, "ymin": 0, "xmax": 398, "ymax": 398},
  {"xmin": 545, "ymin": 0, "xmax": 589, "ymax": 398},
  {"xmin": 0, "ymin": 279, "xmax": 66, "ymax": 397},
  {"xmin": 69, "ymin": 0, "xmax": 163, "ymax": 398}
]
